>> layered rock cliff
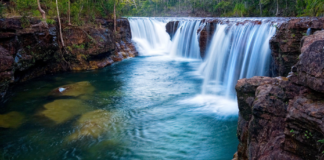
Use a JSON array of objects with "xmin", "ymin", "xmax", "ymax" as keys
[
  {"xmin": 0, "ymin": 18, "xmax": 138, "ymax": 102},
  {"xmin": 235, "ymin": 30, "xmax": 324, "ymax": 160},
  {"xmin": 270, "ymin": 18, "xmax": 324, "ymax": 77}
]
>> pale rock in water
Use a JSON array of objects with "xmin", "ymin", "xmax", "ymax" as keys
[
  {"xmin": 67, "ymin": 109, "xmax": 112, "ymax": 141},
  {"xmin": 0, "ymin": 111, "xmax": 25, "ymax": 129},
  {"xmin": 39, "ymin": 99, "xmax": 91, "ymax": 124}
]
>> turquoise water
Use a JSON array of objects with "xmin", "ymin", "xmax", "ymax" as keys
[{"xmin": 0, "ymin": 56, "xmax": 238, "ymax": 160}]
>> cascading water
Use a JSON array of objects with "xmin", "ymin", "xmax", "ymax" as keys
[
  {"xmin": 128, "ymin": 18, "xmax": 170, "ymax": 55},
  {"xmin": 128, "ymin": 17, "xmax": 278, "ymax": 115},
  {"xmin": 169, "ymin": 20, "xmax": 202, "ymax": 59},
  {"xmin": 200, "ymin": 21, "xmax": 276, "ymax": 98}
]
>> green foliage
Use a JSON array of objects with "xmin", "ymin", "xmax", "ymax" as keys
[
  {"xmin": 73, "ymin": 44, "xmax": 85, "ymax": 50},
  {"xmin": 233, "ymin": 3, "xmax": 246, "ymax": 17},
  {"xmin": 318, "ymin": 139, "xmax": 324, "ymax": 143},
  {"xmin": 1, "ymin": 0, "xmax": 323, "ymax": 21},
  {"xmin": 46, "ymin": 19, "xmax": 55, "ymax": 25},
  {"xmin": 214, "ymin": 1, "xmax": 232, "ymax": 16},
  {"xmin": 290, "ymin": 129, "xmax": 295, "ymax": 136},
  {"xmin": 80, "ymin": 54, "xmax": 89, "ymax": 60},
  {"xmin": 304, "ymin": 130, "xmax": 312, "ymax": 139},
  {"xmin": 296, "ymin": 0, "xmax": 324, "ymax": 16},
  {"xmin": 0, "ymin": 3, "xmax": 4, "ymax": 18},
  {"xmin": 21, "ymin": 14, "xmax": 30, "ymax": 28}
]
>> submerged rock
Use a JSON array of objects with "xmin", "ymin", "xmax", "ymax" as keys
[
  {"xmin": 67, "ymin": 109, "xmax": 112, "ymax": 141},
  {"xmin": 39, "ymin": 99, "xmax": 91, "ymax": 124},
  {"xmin": 50, "ymin": 81, "xmax": 95, "ymax": 99},
  {"xmin": 0, "ymin": 111, "xmax": 25, "ymax": 129}
]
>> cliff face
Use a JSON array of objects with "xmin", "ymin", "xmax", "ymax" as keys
[
  {"xmin": 270, "ymin": 18, "xmax": 324, "ymax": 77},
  {"xmin": 0, "ymin": 18, "xmax": 138, "ymax": 102},
  {"xmin": 235, "ymin": 30, "xmax": 324, "ymax": 160}
]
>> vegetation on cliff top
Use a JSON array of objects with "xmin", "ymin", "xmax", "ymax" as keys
[{"xmin": 0, "ymin": 0, "xmax": 323, "ymax": 20}]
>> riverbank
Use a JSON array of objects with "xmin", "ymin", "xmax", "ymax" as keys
[{"xmin": 0, "ymin": 18, "xmax": 138, "ymax": 103}]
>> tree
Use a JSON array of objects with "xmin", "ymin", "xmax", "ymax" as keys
[
  {"xmin": 114, "ymin": 0, "xmax": 120, "ymax": 33},
  {"xmin": 56, "ymin": 0, "xmax": 65, "ymax": 46},
  {"xmin": 68, "ymin": 0, "xmax": 71, "ymax": 25},
  {"xmin": 276, "ymin": 0, "xmax": 279, "ymax": 16},
  {"xmin": 233, "ymin": 3, "xmax": 245, "ymax": 17},
  {"xmin": 259, "ymin": 0, "xmax": 262, "ymax": 16},
  {"xmin": 31, "ymin": 0, "xmax": 48, "ymax": 29}
]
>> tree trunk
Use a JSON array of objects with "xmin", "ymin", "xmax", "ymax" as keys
[
  {"xmin": 31, "ymin": 0, "xmax": 48, "ymax": 29},
  {"xmin": 37, "ymin": 0, "xmax": 46, "ymax": 20},
  {"xmin": 276, "ymin": 0, "xmax": 279, "ymax": 16},
  {"xmin": 114, "ymin": 2, "xmax": 117, "ymax": 33},
  {"xmin": 259, "ymin": 0, "xmax": 262, "ymax": 16},
  {"xmin": 68, "ymin": 0, "xmax": 71, "ymax": 25},
  {"xmin": 178, "ymin": 0, "xmax": 180, "ymax": 13},
  {"xmin": 78, "ymin": 0, "xmax": 84, "ymax": 20},
  {"xmin": 56, "ymin": 0, "xmax": 65, "ymax": 47}
]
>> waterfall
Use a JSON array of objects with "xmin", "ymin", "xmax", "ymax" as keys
[
  {"xmin": 128, "ymin": 18, "xmax": 171, "ymax": 55},
  {"xmin": 169, "ymin": 20, "xmax": 202, "ymax": 59},
  {"xmin": 200, "ymin": 21, "xmax": 276, "ymax": 98},
  {"xmin": 128, "ymin": 17, "xmax": 277, "ymax": 99}
]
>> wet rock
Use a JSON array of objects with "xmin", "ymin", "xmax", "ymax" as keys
[
  {"xmin": 0, "ymin": 46, "xmax": 14, "ymax": 99},
  {"xmin": 197, "ymin": 20, "xmax": 218, "ymax": 59},
  {"xmin": 67, "ymin": 109, "xmax": 112, "ymax": 141},
  {"xmin": 0, "ymin": 111, "xmax": 25, "ymax": 129},
  {"xmin": 166, "ymin": 21, "xmax": 179, "ymax": 40},
  {"xmin": 236, "ymin": 30, "xmax": 324, "ymax": 160},
  {"xmin": 39, "ymin": 99, "xmax": 91, "ymax": 124},
  {"xmin": 50, "ymin": 81, "xmax": 95, "ymax": 99},
  {"xmin": 270, "ymin": 18, "xmax": 324, "ymax": 77}
]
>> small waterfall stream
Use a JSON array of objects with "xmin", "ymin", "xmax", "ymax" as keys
[
  {"xmin": 128, "ymin": 18, "xmax": 171, "ymax": 55},
  {"xmin": 169, "ymin": 20, "xmax": 202, "ymax": 59},
  {"xmin": 200, "ymin": 21, "xmax": 276, "ymax": 98}
]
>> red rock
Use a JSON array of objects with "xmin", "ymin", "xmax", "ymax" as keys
[{"xmin": 236, "ymin": 30, "xmax": 324, "ymax": 160}]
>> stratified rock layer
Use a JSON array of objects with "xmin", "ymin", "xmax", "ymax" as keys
[
  {"xmin": 269, "ymin": 18, "xmax": 324, "ymax": 76},
  {"xmin": 236, "ymin": 30, "xmax": 324, "ymax": 160},
  {"xmin": 0, "ymin": 18, "xmax": 138, "ymax": 102}
]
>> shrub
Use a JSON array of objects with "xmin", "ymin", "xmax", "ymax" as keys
[
  {"xmin": 46, "ymin": 19, "xmax": 55, "ymax": 25},
  {"xmin": 21, "ymin": 14, "xmax": 30, "ymax": 28}
]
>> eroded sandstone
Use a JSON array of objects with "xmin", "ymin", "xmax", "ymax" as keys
[{"xmin": 236, "ymin": 28, "xmax": 324, "ymax": 160}]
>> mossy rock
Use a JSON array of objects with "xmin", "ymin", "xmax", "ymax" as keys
[
  {"xmin": 67, "ymin": 109, "xmax": 112, "ymax": 141},
  {"xmin": 39, "ymin": 99, "xmax": 91, "ymax": 124},
  {"xmin": 0, "ymin": 111, "xmax": 25, "ymax": 129}
]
